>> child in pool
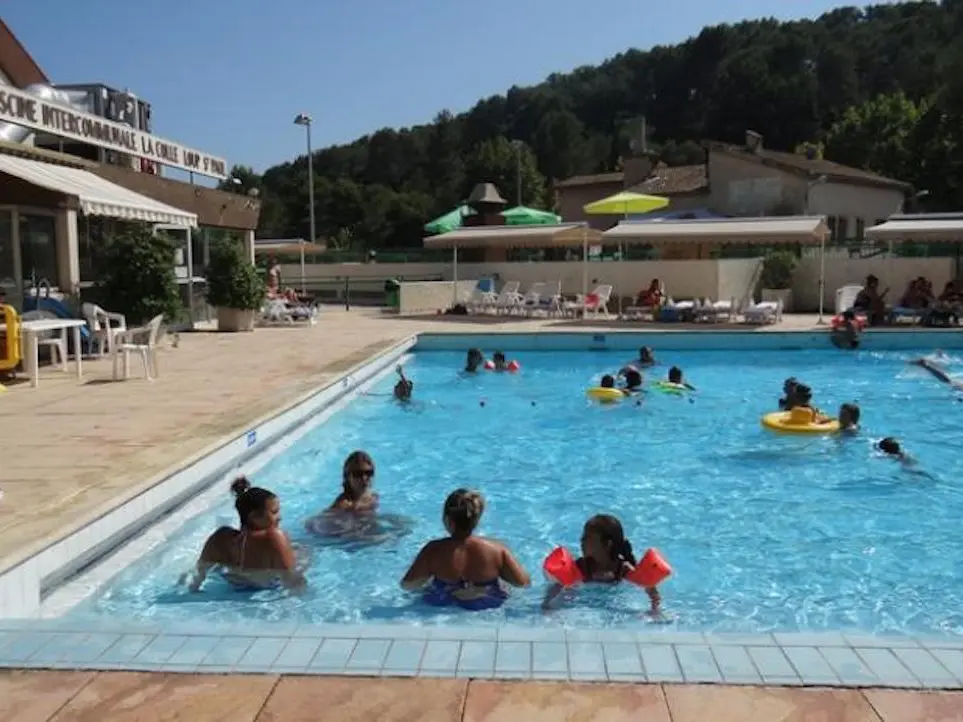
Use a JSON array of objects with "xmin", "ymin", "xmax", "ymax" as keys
[
  {"xmin": 329, "ymin": 450, "xmax": 379, "ymax": 512},
  {"xmin": 831, "ymin": 310, "xmax": 861, "ymax": 350},
  {"xmin": 401, "ymin": 489, "xmax": 530, "ymax": 609},
  {"xmin": 788, "ymin": 384, "xmax": 830, "ymax": 423},
  {"xmin": 667, "ymin": 365, "xmax": 695, "ymax": 390},
  {"xmin": 637, "ymin": 347, "xmax": 656, "ymax": 367},
  {"xmin": 465, "ymin": 348, "xmax": 485, "ymax": 373},
  {"xmin": 542, "ymin": 514, "xmax": 661, "ymax": 614},
  {"xmin": 838, "ymin": 403, "xmax": 861, "ymax": 433},
  {"xmin": 779, "ymin": 377, "xmax": 802, "ymax": 410},
  {"xmin": 187, "ymin": 477, "xmax": 302, "ymax": 591},
  {"xmin": 393, "ymin": 365, "xmax": 413, "ymax": 402},
  {"xmin": 492, "ymin": 351, "xmax": 508, "ymax": 371},
  {"xmin": 617, "ymin": 366, "xmax": 644, "ymax": 392},
  {"xmin": 600, "ymin": 373, "xmax": 631, "ymax": 396},
  {"xmin": 878, "ymin": 437, "xmax": 909, "ymax": 462}
]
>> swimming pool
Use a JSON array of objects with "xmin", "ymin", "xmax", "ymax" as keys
[{"xmin": 63, "ymin": 344, "xmax": 963, "ymax": 636}]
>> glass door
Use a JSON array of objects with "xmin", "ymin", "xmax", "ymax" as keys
[
  {"xmin": 0, "ymin": 210, "xmax": 21, "ymax": 309},
  {"xmin": 18, "ymin": 212, "xmax": 58, "ymax": 294}
]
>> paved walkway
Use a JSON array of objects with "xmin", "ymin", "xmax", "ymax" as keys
[
  {"xmin": 1, "ymin": 671, "xmax": 960, "ymax": 721},
  {"xmin": 0, "ymin": 309, "xmax": 821, "ymax": 571}
]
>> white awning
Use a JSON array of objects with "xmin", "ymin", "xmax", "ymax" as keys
[
  {"xmin": 424, "ymin": 223, "xmax": 602, "ymax": 249},
  {"xmin": 0, "ymin": 154, "xmax": 197, "ymax": 227},
  {"xmin": 602, "ymin": 216, "xmax": 831, "ymax": 245},
  {"xmin": 865, "ymin": 219, "xmax": 963, "ymax": 243}
]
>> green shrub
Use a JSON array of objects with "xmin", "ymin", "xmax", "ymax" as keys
[
  {"xmin": 760, "ymin": 250, "xmax": 796, "ymax": 289},
  {"xmin": 94, "ymin": 224, "xmax": 182, "ymax": 325},
  {"xmin": 206, "ymin": 236, "xmax": 266, "ymax": 310}
]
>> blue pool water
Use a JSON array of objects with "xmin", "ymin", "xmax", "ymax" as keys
[{"xmin": 70, "ymin": 346, "xmax": 963, "ymax": 635}]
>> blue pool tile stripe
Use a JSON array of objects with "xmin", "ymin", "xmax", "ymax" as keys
[
  {"xmin": 166, "ymin": 636, "xmax": 222, "ymax": 666},
  {"xmin": 893, "ymin": 648, "xmax": 959, "ymax": 688},
  {"xmin": 201, "ymin": 636, "xmax": 256, "ymax": 669},
  {"xmin": 382, "ymin": 640, "xmax": 426, "ymax": 673},
  {"xmin": 819, "ymin": 646, "xmax": 878, "ymax": 685},
  {"xmin": 419, "ymin": 640, "xmax": 461, "ymax": 673},
  {"xmin": 459, "ymin": 641, "xmax": 496, "ymax": 674},
  {"xmin": 236, "ymin": 637, "xmax": 289, "ymax": 670},
  {"xmin": 567, "ymin": 641, "xmax": 606, "ymax": 678},
  {"xmin": 346, "ymin": 639, "xmax": 390, "ymax": 671},
  {"xmin": 746, "ymin": 645, "xmax": 799, "ymax": 684},
  {"xmin": 601, "ymin": 643, "xmax": 643, "ymax": 677},
  {"xmin": 134, "ymin": 635, "xmax": 189, "ymax": 665},
  {"xmin": 531, "ymin": 642, "xmax": 568, "ymax": 675},
  {"xmin": 96, "ymin": 634, "xmax": 155, "ymax": 664},
  {"xmin": 494, "ymin": 641, "xmax": 530, "ymax": 674},
  {"xmin": 929, "ymin": 649, "xmax": 963, "ymax": 683}
]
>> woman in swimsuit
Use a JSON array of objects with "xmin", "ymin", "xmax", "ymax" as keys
[
  {"xmin": 401, "ymin": 489, "xmax": 530, "ymax": 610},
  {"xmin": 187, "ymin": 477, "xmax": 302, "ymax": 591},
  {"xmin": 330, "ymin": 450, "xmax": 378, "ymax": 512}
]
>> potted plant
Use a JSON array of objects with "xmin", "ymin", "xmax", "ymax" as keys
[
  {"xmin": 759, "ymin": 250, "xmax": 796, "ymax": 312},
  {"xmin": 206, "ymin": 236, "xmax": 266, "ymax": 332}
]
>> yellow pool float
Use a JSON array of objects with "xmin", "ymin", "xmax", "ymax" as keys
[
  {"xmin": 761, "ymin": 407, "xmax": 841, "ymax": 434},
  {"xmin": 653, "ymin": 381, "xmax": 688, "ymax": 394},
  {"xmin": 586, "ymin": 387, "xmax": 625, "ymax": 403}
]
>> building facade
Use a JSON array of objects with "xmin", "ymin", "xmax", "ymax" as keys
[{"xmin": 0, "ymin": 18, "xmax": 260, "ymax": 311}]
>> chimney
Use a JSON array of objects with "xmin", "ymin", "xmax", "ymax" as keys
[
  {"xmin": 745, "ymin": 130, "xmax": 763, "ymax": 154},
  {"xmin": 622, "ymin": 154, "xmax": 655, "ymax": 187},
  {"xmin": 464, "ymin": 182, "xmax": 507, "ymax": 227}
]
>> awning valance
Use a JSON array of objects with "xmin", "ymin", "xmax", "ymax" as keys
[
  {"xmin": 865, "ymin": 219, "xmax": 963, "ymax": 243},
  {"xmin": 0, "ymin": 154, "xmax": 197, "ymax": 227},
  {"xmin": 423, "ymin": 223, "xmax": 602, "ymax": 249},
  {"xmin": 602, "ymin": 216, "xmax": 831, "ymax": 245}
]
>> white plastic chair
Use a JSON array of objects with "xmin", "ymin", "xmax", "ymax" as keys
[
  {"xmin": 565, "ymin": 285, "xmax": 613, "ymax": 318},
  {"xmin": 695, "ymin": 298, "xmax": 736, "ymax": 323},
  {"xmin": 112, "ymin": 314, "xmax": 164, "ymax": 381},
  {"xmin": 20, "ymin": 310, "xmax": 66, "ymax": 371},
  {"xmin": 743, "ymin": 298, "xmax": 783, "ymax": 325},
  {"xmin": 516, "ymin": 282, "xmax": 546, "ymax": 316},
  {"xmin": 489, "ymin": 281, "xmax": 521, "ymax": 315},
  {"xmin": 835, "ymin": 284, "xmax": 863, "ymax": 315},
  {"xmin": 82, "ymin": 302, "xmax": 127, "ymax": 357}
]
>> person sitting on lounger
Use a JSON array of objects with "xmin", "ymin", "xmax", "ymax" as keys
[
  {"xmin": 635, "ymin": 279, "xmax": 663, "ymax": 308},
  {"xmin": 853, "ymin": 275, "xmax": 888, "ymax": 326}
]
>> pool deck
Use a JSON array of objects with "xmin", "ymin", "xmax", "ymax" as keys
[
  {"xmin": 0, "ymin": 671, "xmax": 960, "ymax": 721},
  {"xmin": 2, "ymin": 308, "xmax": 962, "ymax": 717}
]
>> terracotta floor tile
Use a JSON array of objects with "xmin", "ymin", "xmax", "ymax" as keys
[
  {"xmin": 255, "ymin": 676, "xmax": 467, "ymax": 722},
  {"xmin": 49, "ymin": 672, "xmax": 278, "ymax": 722},
  {"xmin": 0, "ymin": 670, "xmax": 95, "ymax": 722},
  {"xmin": 864, "ymin": 688, "xmax": 963, "ymax": 721},
  {"xmin": 664, "ymin": 685, "xmax": 882, "ymax": 722},
  {"xmin": 461, "ymin": 680, "xmax": 670, "ymax": 722}
]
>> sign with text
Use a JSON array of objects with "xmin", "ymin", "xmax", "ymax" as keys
[{"xmin": 0, "ymin": 86, "xmax": 228, "ymax": 179}]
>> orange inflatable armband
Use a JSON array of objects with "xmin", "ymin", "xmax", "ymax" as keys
[
  {"xmin": 543, "ymin": 547, "xmax": 584, "ymax": 586},
  {"xmin": 483, "ymin": 360, "xmax": 495, "ymax": 370},
  {"xmin": 625, "ymin": 548, "xmax": 672, "ymax": 588},
  {"xmin": 507, "ymin": 360, "xmax": 520, "ymax": 372}
]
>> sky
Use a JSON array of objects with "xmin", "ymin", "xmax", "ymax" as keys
[{"xmin": 5, "ymin": 0, "xmax": 874, "ymax": 177}]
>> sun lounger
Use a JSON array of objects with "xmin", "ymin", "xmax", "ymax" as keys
[
  {"xmin": 694, "ymin": 298, "xmax": 735, "ymax": 323},
  {"xmin": 564, "ymin": 285, "xmax": 613, "ymax": 318},
  {"xmin": 835, "ymin": 284, "xmax": 863, "ymax": 314},
  {"xmin": 742, "ymin": 299, "xmax": 783, "ymax": 325}
]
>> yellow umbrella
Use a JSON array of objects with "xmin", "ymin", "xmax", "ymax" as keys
[
  {"xmin": 582, "ymin": 191, "xmax": 669, "ymax": 317},
  {"xmin": 583, "ymin": 191, "xmax": 669, "ymax": 216}
]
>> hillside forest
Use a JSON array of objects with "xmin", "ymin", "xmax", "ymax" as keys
[{"xmin": 222, "ymin": 1, "xmax": 963, "ymax": 250}]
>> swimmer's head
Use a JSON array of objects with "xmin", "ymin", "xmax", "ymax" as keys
[
  {"xmin": 581, "ymin": 514, "xmax": 636, "ymax": 574},
  {"xmin": 393, "ymin": 378, "xmax": 413, "ymax": 401},
  {"xmin": 639, "ymin": 346, "xmax": 655, "ymax": 363},
  {"xmin": 795, "ymin": 383, "xmax": 813, "ymax": 404},
  {"xmin": 842, "ymin": 309, "xmax": 856, "ymax": 321},
  {"xmin": 600, "ymin": 374, "xmax": 616, "ymax": 388},
  {"xmin": 620, "ymin": 366, "xmax": 643, "ymax": 389},
  {"xmin": 443, "ymin": 488, "xmax": 484, "ymax": 538},
  {"xmin": 342, "ymin": 450, "xmax": 375, "ymax": 500},
  {"xmin": 493, "ymin": 351, "xmax": 507, "ymax": 369},
  {"xmin": 230, "ymin": 476, "xmax": 280, "ymax": 530},
  {"xmin": 668, "ymin": 366, "xmax": 683, "ymax": 384},
  {"xmin": 466, "ymin": 348, "xmax": 484, "ymax": 372},
  {"xmin": 783, "ymin": 377, "xmax": 799, "ymax": 394},
  {"xmin": 839, "ymin": 403, "xmax": 860, "ymax": 429},
  {"xmin": 878, "ymin": 437, "xmax": 902, "ymax": 457}
]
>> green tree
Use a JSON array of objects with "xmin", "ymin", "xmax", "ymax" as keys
[
  {"xmin": 95, "ymin": 224, "xmax": 182, "ymax": 324},
  {"xmin": 218, "ymin": 164, "xmax": 261, "ymax": 195},
  {"xmin": 463, "ymin": 137, "xmax": 546, "ymax": 208},
  {"xmin": 824, "ymin": 92, "xmax": 924, "ymax": 183}
]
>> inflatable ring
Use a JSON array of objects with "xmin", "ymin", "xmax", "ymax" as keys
[
  {"xmin": 761, "ymin": 409, "xmax": 841, "ymax": 434},
  {"xmin": 587, "ymin": 387, "xmax": 624, "ymax": 403},
  {"xmin": 653, "ymin": 381, "xmax": 688, "ymax": 394}
]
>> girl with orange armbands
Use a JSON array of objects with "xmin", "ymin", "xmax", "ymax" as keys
[{"xmin": 541, "ymin": 514, "xmax": 670, "ymax": 615}]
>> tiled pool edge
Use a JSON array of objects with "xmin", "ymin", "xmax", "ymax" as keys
[
  {"xmin": 0, "ymin": 334, "xmax": 418, "ymax": 618},
  {"xmin": 3, "ymin": 329, "xmax": 963, "ymax": 690},
  {"xmin": 1, "ymin": 621, "xmax": 963, "ymax": 689}
]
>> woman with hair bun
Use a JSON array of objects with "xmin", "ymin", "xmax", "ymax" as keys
[
  {"xmin": 401, "ymin": 489, "xmax": 530, "ymax": 610},
  {"xmin": 186, "ymin": 476, "xmax": 303, "ymax": 591}
]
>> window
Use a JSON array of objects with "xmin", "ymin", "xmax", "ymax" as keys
[
  {"xmin": 828, "ymin": 215, "xmax": 839, "ymax": 240},
  {"xmin": 18, "ymin": 213, "xmax": 58, "ymax": 289},
  {"xmin": 836, "ymin": 217, "xmax": 849, "ymax": 242},
  {"xmin": 856, "ymin": 218, "xmax": 865, "ymax": 239}
]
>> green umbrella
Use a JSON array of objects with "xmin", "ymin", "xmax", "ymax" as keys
[
  {"xmin": 501, "ymin": 205, "xmax": 562, "ymax": 225},
  {"xmin": 424, "ymin": 205, "xmax": 475, "ymax": 235}
]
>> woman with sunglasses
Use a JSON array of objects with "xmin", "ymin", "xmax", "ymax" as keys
[{"xmin": 331, "ymin": 450, "xmax": 379, "ymax": 512}]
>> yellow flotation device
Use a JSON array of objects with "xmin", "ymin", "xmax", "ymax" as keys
[
  {"xmin": 761, "ymin": 407, "xmax": 841, "ymax": 434},
  {"xmin": 586, "ymin": 387, "xmax": 625, "ymax": 403},
  {"xmin": 0, "ymin": 303, "xmax": 22, "ymax": 374},
  {"xmin": 653, "ymin": 381, "xmax": 688, "ymax": 394}
]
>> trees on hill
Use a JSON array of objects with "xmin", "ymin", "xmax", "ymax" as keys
[{"xmin": 247, "ymin": 1, "xmax": 963, "ymax": 248}]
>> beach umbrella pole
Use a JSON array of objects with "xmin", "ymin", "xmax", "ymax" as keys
[{"xmin": 452, "ymin": 246, "xmax": 459, "ymax": 307}]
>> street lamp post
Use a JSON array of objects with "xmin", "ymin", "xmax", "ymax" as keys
[
  {"xmin": 293, "ymin": 113, "xmax": 316, "ymax": 246},
  {"xmin": 805, "ymin": 175, "xmax": 829, "ymax": 325}
]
